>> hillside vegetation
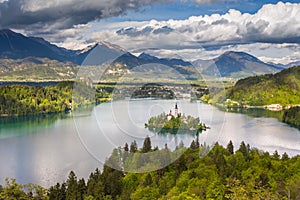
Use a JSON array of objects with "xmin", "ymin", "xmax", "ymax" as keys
[
  {"xmin": 283, "ymin": 106, "xmax": 300, "ymax": 128},
  {"xmin": 0, "ymin": 58, "xmax": 78, "ymax": 81},
  {"xmin": 0, "ymin": 82, "xmax": 111, "ymax": 116},
  {"xmin": 210, "ymin": 66, "xmax": 300, "ymax": 106}
]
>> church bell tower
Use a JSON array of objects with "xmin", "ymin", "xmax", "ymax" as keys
[{"xmin": 174, "ymin": 103, "xmax": 178, "ymax": 118}]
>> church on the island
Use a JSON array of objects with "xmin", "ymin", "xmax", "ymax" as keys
[{"xmin": 167, "ymin": 103, "xmax": 182, "ymax": 121}]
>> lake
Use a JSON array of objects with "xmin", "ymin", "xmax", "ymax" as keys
[{"xmin": 0, "ymin": 99, "xmax": 299, "ymax": 187}]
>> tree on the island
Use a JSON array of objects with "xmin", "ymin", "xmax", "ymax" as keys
[
  {"xmin": 142, "ymin": 136, "xmax": 152, "ymax": 153},
  {"xmin": 146, "ymin": 110, "xmax": 206, "ymax": 134},
  {"xmin": 227, "ymin": 140, "xmax": 234, "ymax": 154}
]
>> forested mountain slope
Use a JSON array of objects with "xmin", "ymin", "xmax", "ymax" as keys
[{"xmin": 211, "ymin": 66, "xmax": 300, "ymax": 106}]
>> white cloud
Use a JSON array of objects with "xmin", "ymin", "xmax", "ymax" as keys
[
  {"xmin": 10, "ymin": 1, "xmax": 299, "ymax": 64},
  {"xmin": 74, "ymin": 2, "xmax": 299, "ymax": 63},
  {"xmin": 110, "ymin": 2, "xmax": 300, "ymax": 48},
  {"xmin": 258, "ymin": 53, "xmax": 300, "ymax": 65}
]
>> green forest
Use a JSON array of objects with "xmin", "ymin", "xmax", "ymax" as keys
[
  {"xmin": 0, "ymin": 82, "xmax": 112, "ymax": 116},
  {"xmin": 208, "ymin": 66, "xmax": 300, "ymax": 106},
  {"xmin": 1, "ymin": 137, "xmax": 300, "ymax": 200},
  {"xmin": 200, "ymin": 65, "xmax": 300, "ymax": 128},
  {"xmin": 283, "ymin": 106, "xmax": 300, "ymax": 128},
  {"xmin": 145, "ymin": 113, "xmax": 207, "ymax": 134}
]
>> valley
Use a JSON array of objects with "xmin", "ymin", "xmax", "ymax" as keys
[{"xmin": 0, "ymin": 29, "xmax": 299, "ymax": 127}]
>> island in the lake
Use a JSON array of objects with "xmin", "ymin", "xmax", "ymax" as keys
[{"xmin": 145, "ymin": 103, "xmax": 208, "ymax": 134}]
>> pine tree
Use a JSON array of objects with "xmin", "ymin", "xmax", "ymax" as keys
[
  {"xmin": 282, "ymin": 152, "xmax": 289, "ymax": 161},
  {"xmin": 61, "ymin": 183, "xmax": 67, "ymax": 200},
  {"xmin": 77, "ymin": 178, "xmax": 86, "ymax": 200},
  {"xmin": 102, "ymin": 165, "xmax": 123, "ymax": 199},
  {"xmin": 227, "ymin": 140, "xmax": 234, "ymax": 154},
  {"xmin": 124, "ymin": 143, "xmax": 129, "ymax": 152},
  {"xmin": 238, "ymin": 141, "xmax": 248, "ymax": 158},
  {"xmin": 48, "ymin": 183, "xmax": 61, "ymax": 200},
  {"xmin": 123, "ymin": 143, "xmax": 129, "ymax": 161},
  {"xmin": 66, "ymin": 171, "xmax": 78, "ymax": 200},
  {"xmin": 130, "ymin": 141, "xmax": 138, "ymax": 153},
  {"xmin": 190, "ymin": 140, "xmax": 197, "ymax": 149},
  {"xmin": 273, "ymin": 150, "xmax": 280, "ymax": 160},
  {"xmin": 142, "ymin": 136, "xmax": 152, "ymax": 153},
  {"xmin": 195, "ymin": 135, "xmax": 200, "ymax": 149},
  {"xmin": 86, "ymin": 169, "xmax": 104, "ymax": 200}
]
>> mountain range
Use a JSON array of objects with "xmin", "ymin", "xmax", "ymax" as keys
[
  {"xmin": 193, "ymin": 51, "xmax": 283, "ymax": 78},
  {"xmin": 0, "ymin": 29, "xmax": 297, "ymax": 80},
  {"xmin": 0, "ymin": 29, "xmax": 74, "ymax": 62}
]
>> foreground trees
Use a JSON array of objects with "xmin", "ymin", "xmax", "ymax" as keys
[{"xmin": 1, "ymin": 138, "xmax": 300, "ymax": 199}]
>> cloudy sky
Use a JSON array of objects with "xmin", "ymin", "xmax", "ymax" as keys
[{"xmin": 1, "ymin": 0, "xmax": 300, "ymax": 64}]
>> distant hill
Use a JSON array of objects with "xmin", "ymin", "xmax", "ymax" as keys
[
  {"xmin": 0, "ymin": 57, "xmax": 78, "ymax": 81},
  {"xmin": 286, "ymin": 61, "xmax": 300, "ymax": 68},
  {"xmin": 270, "ymin": 61, "xmax": 300, "ymax": 69},
  {"xmin": 210, "ymin": 65, "xmax": 300, "ymax": 106},
  {"xmin": 136, "ymin": 53, "xmax": 198, "ymax": 78},
  {"xmin": 193, "ymin": 51, "xmax": 283, "ymax": 78},
  {"xmin": 139, "ymin": 53, "xmax": 192, "ymax": 67}
]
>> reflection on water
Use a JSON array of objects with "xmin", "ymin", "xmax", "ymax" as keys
[
  {"xmin": 0, "ymin": 99, "xmax": 299, "ymax": 187},
  {"xmin": 220, "ymin": 107, "xmax": 284, "ymax": 121},
  {"xmin": 0, "ymin": 113, "xmax": 71, "ymax": 139}
]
